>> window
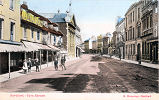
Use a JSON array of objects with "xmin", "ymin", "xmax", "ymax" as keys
[
  {"xmin": 31, "ymin": 28, "xmax": 34, "ymax": 39},
  {"xmin": 133, "ymin": 44, "xmax": 135, "ymax": 55},
  {"xmin": 150, "ymin": 15, "xmax": 153, "ymax": 28},
  {"xmin": 132, "ymin": 11, "xmax": 134, "ymax": 22},
  {"xmin": 132, "ymin": 28, "xmax": 134, "ymax": 39},
  {"xmin": 10, "ymin": 22, "xmax": 15, "ymax": 41},
  {"xmin": 23, "ymin": 26, "xmax": 27, "ymax": 38},
  {"xmin": 10, "ymin": 0, "xmax": 14, "ymax": 10},
  {"xmin": 37, "ymin": 31, "xmax": 40, "ymax": 40},
  {"xmin": 54, "ymin": 35, "xmax": 56, "ymax": 44},
  {"xmin": 0, "ymin": 0, "xmax": 2, "ymax": 5},
  {"xmin": 0, "ymin": 18, "xmax": 3, "ymax": 39},
  {"xmin": 138, "ymin": 8, "xmax": 140, "ymax": 19}
]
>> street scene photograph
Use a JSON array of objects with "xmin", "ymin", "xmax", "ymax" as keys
[{"xmin": 0, "ymin": 0, "xmax": 159, "ymax": 95}]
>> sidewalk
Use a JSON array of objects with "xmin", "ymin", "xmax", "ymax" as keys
[
  {"xmin": 0, "ymin": 57, "xmax": 80, "ymax": 83},
  {"xmin": 103, "ymin": 55, "xmax": 159, "ymax": 70}
]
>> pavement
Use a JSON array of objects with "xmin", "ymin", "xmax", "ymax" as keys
[
  {"xmin": 103, "ymin": 55, "xmax": 159, "ymax": 70},
  {"xmin": 0, "ymin": 57, "xmax": 80, "ymax": 83}
]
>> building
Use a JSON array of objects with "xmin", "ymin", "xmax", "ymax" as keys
[
  {"xmin": 92, "ymin": 40, "xmax": 97, "ymax": 54},
  {"xmin": 111, "ymin": 31, "xmax": 117, "ymax": 54},
  {"xmin": 125, "ymin": 1, "xmax": 143, "ymax": 61},
  {"xmin": 0, "ymin": 0, "xmax": 25, "ymax": 74},
  {"xmin": 20, "ymin": 3, "xmax": 63, "ymax": 65},
  {"xmin": 75, "ymin": 26, "xmax": 83, "ymax": 57},
  {"xmin": 45, "ymin": 12, "xmax": 77, "ymax": 59},
  {"xmin": 84, "ymin": 39, "xmax": 90, "ymax": 53},
  {"xmin": 115, "ymin": 18, "xmax": 125, "ymax": 59},
  {"xmin": 141, "ymin": 0, "xmax": 158, "ymax": 63},
  {"xmin": 97, "ymin": 35, "xmax": 103, "ymax": 54},
  {"xmin": 103, "ymin": 36, "xmax": 109, "ymax": 54}
]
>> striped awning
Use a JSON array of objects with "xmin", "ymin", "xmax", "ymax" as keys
[
  {"xmin": 0, "ymin": 43, "xmax": 26, "ymax": 52},
  {"xmin": 48, "ymin": 45, "xmax": 60, "ymax": 51}
]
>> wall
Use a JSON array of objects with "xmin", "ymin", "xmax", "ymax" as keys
[{"xmin": 0, "ymin": 0, "xmax": 21, "ymax": 42}]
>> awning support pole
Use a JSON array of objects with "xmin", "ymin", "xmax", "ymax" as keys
[
  {"xmin": 40, "ymin": 50, "xmax": 41, "ymax": 69},
  {"xmin": 33, "ymin": 51, "xmax": 34, "ymax": 59},
  {"xmin": 47, "ymin": 50, "xmax": 48, "ymax": 67},
  {"xmin": 8, "ymin": 52, "xmax": 11, "ymax": 79}
]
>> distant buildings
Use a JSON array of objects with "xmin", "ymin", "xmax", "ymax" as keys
[{"xmin": 84, "ymin": 0, "xmax": 158, "ymax": 64}]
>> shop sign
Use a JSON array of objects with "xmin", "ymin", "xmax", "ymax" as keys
[{"xmin": 21, "ymin": 9, "xmax": 43, "ymax": 27}]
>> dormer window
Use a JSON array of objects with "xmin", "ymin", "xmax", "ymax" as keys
[{"xmin": 43, "ymin": 21, "xmax": 48, "ymax": 28}]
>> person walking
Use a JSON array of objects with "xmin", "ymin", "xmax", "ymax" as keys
[
  {"xmin": 27, "ymin": 58, "xmax": 32, "ymax": 72},
  {"xmin": 23, "ymin": 59, "xmax": 28, "ymax": 74},
  {"xmin": 54, "ymin": 54, "xmax": 58, "ymax": 71},
  {"xmin": 35, "ymin": 58, "xmax": 40, "ymax": 72},
  {"xmin": 61, "ymin": 55, "xmax": 66, "ymax": 70}
]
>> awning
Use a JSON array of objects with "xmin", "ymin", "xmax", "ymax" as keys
[
  {"xmin": 22, "ymin": 41, "xmax": 42, "ymax": 51},
  {"xmin": 0, "ymin": 43, "xmax": 26, "ymax": 52},
  {"xmin": 37, "ymin": 44, "xmax": 52, "ymax": 50},
  {"xmin": 60, "ymin": 48, "xmax": 67, "ymax": 54},
  {"xmin": 76, "ymin": 46, "xmax": 85, "ymax": 52},
  {"xmin": 48, "ymin": 45, "xmax": 60, "ymax": 51}
]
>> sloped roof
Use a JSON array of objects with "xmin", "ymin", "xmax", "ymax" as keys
[{"xmin": 49, "ymin": 13, "xmax": 67, "ymax": 23}]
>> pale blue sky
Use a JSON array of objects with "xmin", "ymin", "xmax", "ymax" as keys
[{"xmin": 21, "ymin": 0, "xmax": 138, "ymax": 41}]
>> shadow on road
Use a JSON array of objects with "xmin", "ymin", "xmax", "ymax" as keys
[
  {"xmin": 25, "ymin": 74, "xmax": 92, "ymax": 93},
  {"xmin": 91, "ymin": 56, "xmax": 102, "ymax": 62}
]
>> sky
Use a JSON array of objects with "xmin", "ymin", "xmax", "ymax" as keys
[{"xmin": 20, "ymin": 0, "xmax": 138, "ymax": 41}]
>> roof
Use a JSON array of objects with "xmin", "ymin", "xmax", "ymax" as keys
[{"xmin": 49, "ymin": 13, "xmax": 67, "ymax": 23}]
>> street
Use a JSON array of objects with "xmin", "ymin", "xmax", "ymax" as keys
[{"xmin": 0, "ymin": 54, "xmax": 158, "ymax": 93}]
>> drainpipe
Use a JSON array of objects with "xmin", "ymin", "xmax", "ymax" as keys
[{"xmin": 8, "ymin": 52, "xmax": 11, "ymax": 79}]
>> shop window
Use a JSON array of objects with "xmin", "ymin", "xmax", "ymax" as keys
[
  {"xmin": 10, "ymin": 22, "xmax": 15, "ymax": 41},
  {"xmin": 37, "ymin": 31, "xmax": 40, "ymax": 40},
  {"xmin": 10, "ymin": 0, "xmax": 14, "ymax": 10},
  {"xmin": 0, "ymin": 18, "xmax": 3, "ymax": 39}
]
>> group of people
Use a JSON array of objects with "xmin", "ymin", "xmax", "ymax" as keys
[
  {"xmin": 23, "ymin": 58, "xmax": 40, "ymax": 74},
  {"xmin": 54, "ymin": 53, "xmax": 66, "ymax": 71},
  {"xmin": 22, "ymin": 53, "xmax": 67, "ymax": 74}
]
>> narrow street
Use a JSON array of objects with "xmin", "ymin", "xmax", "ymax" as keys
[{"xmin": 0, "ymin": 54, "xmax": 158, "ymax": 93}]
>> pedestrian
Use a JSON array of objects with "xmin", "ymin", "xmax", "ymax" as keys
[
  {"xmin": 61, "ymin": 55, "xmax": 66, "ymax": 70},
  {"xmin": 27, "ymin": 58, "xmax": 32, "ymax": 72},
  {"xmin": 54, "ymin": 54, "xmax": 58, "ymax": 71},
  {"xmin": 35, "ymin": 58, "xmax": 40, "ymax": 72},
  {"xmin": 23, "ymin": 59, "xmax": 28, "ymax": 74}
]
